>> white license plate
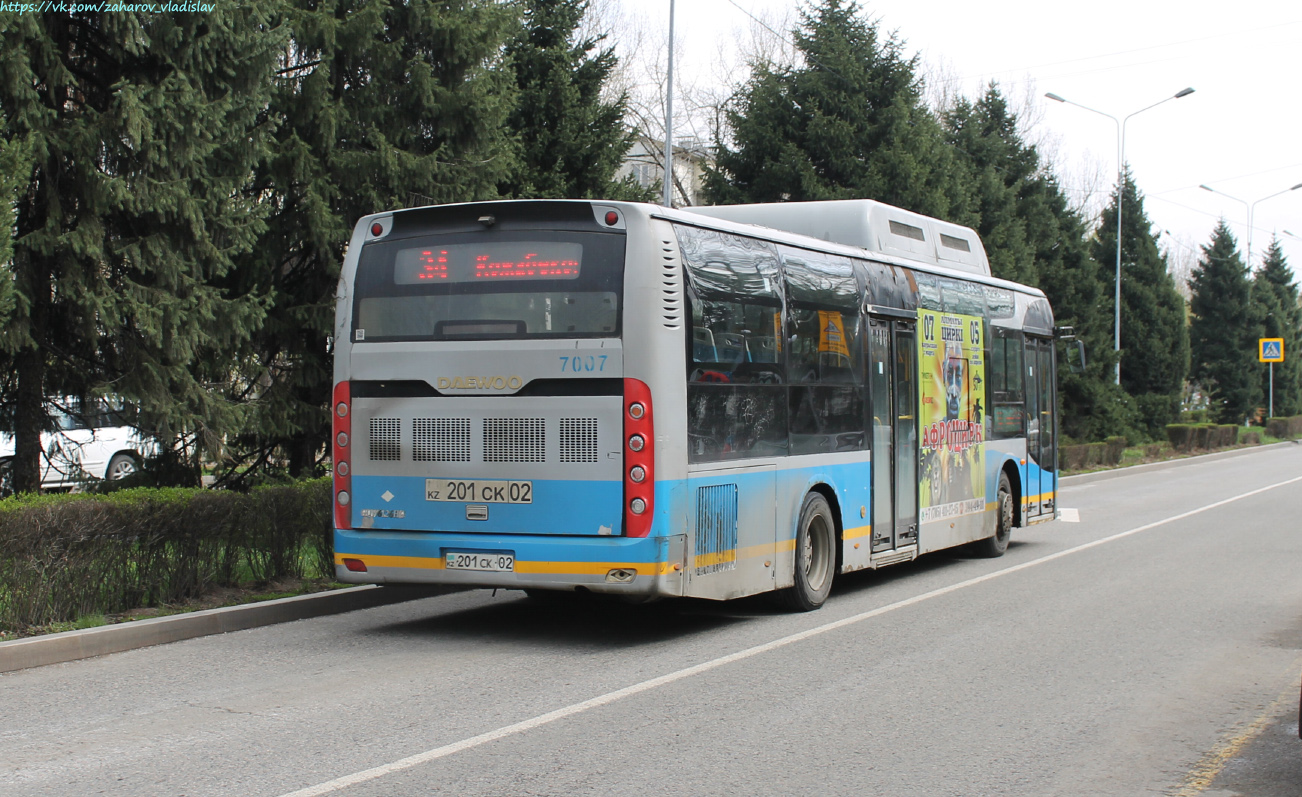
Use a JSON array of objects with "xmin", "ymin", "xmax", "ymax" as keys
[
  {"xmin": 426, "ymin": 479, "xmax": 532, "ymax": 504},
  {"xmin": 445, "ymin": 552, "xmax": 515, "ymax": 572}
]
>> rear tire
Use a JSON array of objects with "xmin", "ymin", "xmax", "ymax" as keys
[
  {"xmin": 975, "ymin": 472, "xmax": 1013, "ymax": 558},
  {"xmin": 106, "ymin": 453, "xmax": 139, "ymax": 481},
  {"xmin": 777, "ymin": 492, "xmax": 837, "ymax": 611}
]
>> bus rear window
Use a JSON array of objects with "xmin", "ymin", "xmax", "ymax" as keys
[{"xmin": 352, "ymin": 230, "xmax": 624, "ymax": 342}]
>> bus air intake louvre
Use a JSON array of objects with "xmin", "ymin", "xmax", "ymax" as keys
[
  {"xmin": 413, "ymin": 418, "xmax": 470, "ymax": 462},
  {"xmin": 660, "ymin": 238, "xmax": 683, "ymax": 328},
  {"xmin": 483, "ymin": 418, "xmax": 545, "ymax": 463},
  {"xmin": 368, "ymin": 418, "xmax": 401, "ymax": 461},
  {"xmin": 559, "ymin": 418, "xmax": 598, "ymax": 462},
  {"xmin": 695, "ymin": 484, "xmax": 738, "ymax": 574}
]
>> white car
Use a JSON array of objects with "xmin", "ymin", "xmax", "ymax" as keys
[{"xmin": 0, "ymin": 399, "xmax": 148, "ymax": 491}]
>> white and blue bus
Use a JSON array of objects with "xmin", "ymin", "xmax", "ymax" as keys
[{"xmin": 330, "ymin": 199, "xmax": 1057, "ymax": 610}]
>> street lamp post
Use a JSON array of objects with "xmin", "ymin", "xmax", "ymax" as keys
[
  {"xmin": 1045, "ymin": 87, "xmax": 1195, "ymax": 385},
  {"xmin": 1198, "ymin": 182, "xmax": 1302, "ymax": 268},
  {"xmin": 662, "ymin": 0, "xmax": 676, "ymax": 208}
]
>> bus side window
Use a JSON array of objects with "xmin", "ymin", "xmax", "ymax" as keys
[
  {"xmin": 677, "ymin": 227, "xmax": 783, "ymax": 385},
  {"xmin": 676, "ymin": 224, "xmax": 788, "ymax": 462},
  {"xmin": 780, "ymin": 246, "xmax": 866, "ymax": 454},
  {"xmin": 990, "ymin": 330, "xmax": 1025, "ymax": 439}
]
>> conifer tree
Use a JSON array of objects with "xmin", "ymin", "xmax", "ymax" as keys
[
  {"xmin": 942, "ymin": 84, "xmax": 1124, "ymax": 441},
  {"xmin": 224, "ymin": 0, "xmax": 520, "ymax": 480},
  {"xmin": 1188, "ymin": 221, "xmax": 1259, "ymax": 423},
  {"xmin": 500, "ymin": 0, "xmax": 647, "ymax": 200},
  {"xmin": 705, "ymin": 0, "xmax": 966, "ymax": 221},
  {"xmin": 0, "ymin": 10, "xmax": 285, "ymax": 491},
  {"xmin": 1092, "ymin": 174, "xmax": 1189, "ymax": 437},
  {"xmin": 1251, "ymin": 238, "xmax": 1301, "ymax": 416}
]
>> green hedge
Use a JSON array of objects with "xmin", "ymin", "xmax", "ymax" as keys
[
  {"xmin": 0, "ymin": 479, "xmax": 332, "ymax": 633},
  {"xmin": 1166, "ymin": 423, "xmax": 1242, "ymax": 452},
  {"xmin": 1060, "ymin": 436, "xmax": 1129, "ymax": 471},
  {"xmin": 1265, "ymin": 416, "xmax": 1302, "ymax": 439}
]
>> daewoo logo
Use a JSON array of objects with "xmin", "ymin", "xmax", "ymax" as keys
[{"xmin": 437, "ymin": 376, "xmax": 524, "ymax": 391}]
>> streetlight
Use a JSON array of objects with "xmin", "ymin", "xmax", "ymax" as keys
[
  {"xmin": 1198, "ymin": 182, "xmax": 1302, "ymax": 268},
  {"xmin": 1045, "ymin": 87, "xmax": 1195, "ymax": 385},
  {"xmin": 662, "ymin": 0, "xmax": 676, "ymax": 208}
]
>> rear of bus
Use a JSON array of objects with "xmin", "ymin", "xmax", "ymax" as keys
[{"xmin": 331, "ymin": 201, "xmax": 685, "ymax": 598}]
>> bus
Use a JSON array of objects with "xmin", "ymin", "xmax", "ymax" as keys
[{"xmin": 330, "ymin": 199, "xmax": 1058, "ymax": 610}]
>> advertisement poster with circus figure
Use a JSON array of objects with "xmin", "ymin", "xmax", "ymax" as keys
[{"xmin": 918, "ymin": 309, "xmax": 986, "ymax": 523}]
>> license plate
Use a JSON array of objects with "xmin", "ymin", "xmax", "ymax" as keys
[
  {"xmin": 445, "ymin": 551, "xmax": 515, "ymax": 572},
  {"xmin": 426, "ymin": 479, "xmax": 532, "ymax": 504}
]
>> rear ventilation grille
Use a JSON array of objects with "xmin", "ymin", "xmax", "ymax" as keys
[
  {"xmin": 660, "ymin": 238, "xmax": 683, "ymax": 329},
  {"xmin": 413, "ymin": 418, "xmax": 470, "ymax": 462},
  {"xmin": 483, "ymin": 418, "xmax": 546, "ymax": 463},
  {"xmin": 368, "ymin": 418, "xmax": 401, "ymax": 461},
  {"xmin": 695, "ymin": 484, "xmax": 739, "ymax": 574},
  {"xmin": 559, "ymin": 418, "xmax": 599, "ymax": 462}
]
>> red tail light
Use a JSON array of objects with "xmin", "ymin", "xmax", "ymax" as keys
[
  {"xmin": 332, "ymin": 381, "xmax": 352, "ymax": 530},
  {"xmin": 623, "ymin": 378, "xmax": 654, "ymax": 537}
]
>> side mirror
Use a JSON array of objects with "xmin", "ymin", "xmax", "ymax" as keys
[{"xmin": 1064, "ymin": 340, "xmax": 1086, "ymax": 373}]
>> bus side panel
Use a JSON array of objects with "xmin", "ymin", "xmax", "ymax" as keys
[
  {"xmin": 683, "ymin": 464, "xmax": 776, "ymax": 601},
  {"xmin": 771, "ymin": 457, "xmax": 874, "ymax": 577}
]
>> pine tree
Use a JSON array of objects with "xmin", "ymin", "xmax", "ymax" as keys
[
  {"xmin": 1251, "ymin": 238, "xmax": 1301, "ymax": 416},
  {"xmin": 1188, "ymin": 221, "xmax": 1260, "ymax": 423},
  {"xmin": 943, "ymin": 84, "xmax": 1122, "ymax": 441},
  {"xmin": 1092, "ymin": 174, "xmax": 1189, "ymax": 437},
  {"xmin": 223, "ymin": 0, "xmax": 521, "ymax": 481},
  {"xmin": 0, "ymin": 10, "xmax": 285, "ymax": 491},
  {"xmin": 705, "ymin": 0, "xmax": 966, "ymax": 221},
  {"xmin": 499, "ymin": 0, "xmax": 648, "ymax": 200}
]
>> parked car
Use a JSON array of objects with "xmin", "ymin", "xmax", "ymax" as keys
[{"xmin": 0, "ymin": 398, "xmax": 149, "ymax": 492}]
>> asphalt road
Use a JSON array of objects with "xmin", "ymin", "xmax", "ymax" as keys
[{"xmin": 3, "ymin": 445, "xmax": 1301, "ymax": 797}]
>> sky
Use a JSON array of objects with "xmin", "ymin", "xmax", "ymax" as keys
[{"xmin": 615, "ymin": 0, "xmax": 1302, "ymax": 280}]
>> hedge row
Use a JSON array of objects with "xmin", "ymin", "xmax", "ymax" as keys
[
  {"xmin": 0, "ymin": 479, "xmax": 332, "ymax": 633},
  {"xmin": 1165, "ymin": 424, "xmax": 1240, "ymax": 452},
  {"xmin": 1059, "ymin": 436, "xmax": 1129, "ymax": 472},
  {"xmin": 1265, "ymin": 416, "xmax": 1302, "ymax": 439}
]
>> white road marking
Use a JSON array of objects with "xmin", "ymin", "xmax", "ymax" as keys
[
  {"xmin": 1059, "ymin": 508, "xmax": 1080, "ymax": 522},
  {"xmin": 276, "ymin": 473, "xmax": 1302, "ymax": 797}
]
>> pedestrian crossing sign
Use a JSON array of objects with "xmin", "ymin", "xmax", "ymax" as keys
[{"xmin": 1259, "ymin": 338, "xmax": 1284, "ymax": 363}]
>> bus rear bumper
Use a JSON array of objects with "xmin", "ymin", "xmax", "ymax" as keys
[{"xmin": 333, "ymin": 528, "xmax": 687, "ymax": 598}]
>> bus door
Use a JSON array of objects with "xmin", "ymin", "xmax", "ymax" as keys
[
  {"xmin": 869, "ymin": 317, "xmax": 919, "ymax": 553},
  {"xmin": 1024, "ymin": 337, "xmax": 1057, "ymax": 519}
]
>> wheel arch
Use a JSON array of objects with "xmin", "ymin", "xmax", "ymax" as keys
[
  {"xmin": 806, "ymin": 481, "xmax": 844, "ymax": 573},
  {"xmin": 1001, "ymin": 459, "xmax": 1022, "ymax": 527}
]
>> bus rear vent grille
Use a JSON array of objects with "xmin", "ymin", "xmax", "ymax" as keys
[
  {"xmin": 483, "ymin": 418, "xmax": 546, "ymax": 463},
  {"xmin": 559, "ymin": 418, "xmax": 598, "ymax": 462},
  {"xmin": 413, "ymin": 418, "xmax": 471, "ymax": 462},
  {"xmin": 369, "ymin": 418, "xmax": 401, "ymax": 461},
  {"xmin": 660, "ymin": 238, "xmax": 683, "ymax": 329},
  {"xmin": 695, "ymin": 484, "xmax": 738, "ymax": 574}
]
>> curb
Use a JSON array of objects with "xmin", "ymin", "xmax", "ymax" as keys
[
  {"xmin": 1060, "ymin": 441, "xmax": 1297, "ymax": 486},
  {"xmin": 0, "ymin": 584, "xmax": 453, "ymax": 674}
]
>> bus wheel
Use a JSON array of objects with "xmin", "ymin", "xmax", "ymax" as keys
[
  {"xmin": 779, "ymin": 492, "xmax": 836, "ymax": 611},
  {"xmin": 975, "ymin": 472, "xmax": 1013, "ymax": 558}
]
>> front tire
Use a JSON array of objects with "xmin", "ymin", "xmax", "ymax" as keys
[
  {"xmin": 975, "ymin": 472, "xmax": 1013, "ymax": 558},
  {"xmin": 778, "ymin": 492, "xmax": 837, "ymax": 611}
]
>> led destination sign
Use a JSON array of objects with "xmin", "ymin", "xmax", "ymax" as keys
[{"xmin": 394, "ymin": 242, "xmax": 583, "ymax": 284}]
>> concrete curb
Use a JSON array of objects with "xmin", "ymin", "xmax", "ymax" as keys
[
  {"xmin": 0, "ymin": 584, "xmax": 449, "ymax": 674},
  {"xmin": 1060, "ymin": 441, "xmax": 1297, "ymax": 486}
]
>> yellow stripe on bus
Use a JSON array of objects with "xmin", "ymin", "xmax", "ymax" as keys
[
  {"xmin": 843, "ymin": 524, "xmax": 872, "ymax": 540},
  {"xmin": 333, "ymin": 553, "xmax": 674, "ymax": 576}
]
